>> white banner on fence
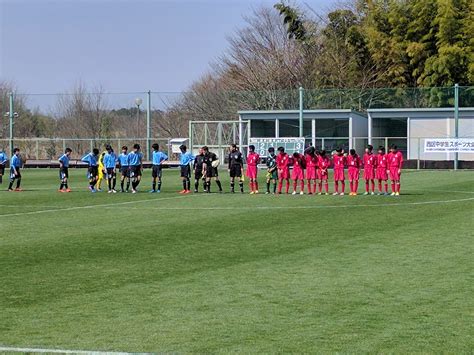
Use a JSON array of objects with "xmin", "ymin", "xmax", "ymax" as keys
[{"xmin": 424, "ymin": 138, "xmax": 474, "ymax": 153}]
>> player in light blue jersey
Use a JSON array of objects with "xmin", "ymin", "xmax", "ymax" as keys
[
  {"xmin": 103, "ymin": 146, "xmax": 118, "ymax": 193},
  {"xmin": 150, "ymin": 143, "xmax": 168, "ymax": 193},
  {"xmin": 81, "ymin": 148, "xmax": 99, "ymax": 192},
  {"xmin": 0, "ymin": 148, "xmax": 8, "ymax": 184},
  {"xmin": 8, "ymin": 148, "xmax": 22, "ymax": 191},
  {"xmin": 178, "ymin": 144, "xmax": 194, "ymax": 194},
  {"xmin": 118, "ymin": 146, "xmax": 130, "ymax": 192},
  {"xmin": 58, "ymin": 148, "xmax": 72, "ymax": 192},
  {"xmin": 128, "ymin": 143, "xmax": 143, "ymax": 193}
]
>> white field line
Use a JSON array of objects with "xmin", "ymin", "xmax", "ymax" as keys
[
  {"xmin": 0, "ymin": 194, "xmax": 197, "ymax": 218},
  {"xmin": 0, "ymin": 346, "xmax": 151, "ymax": 354},
  {"xmin": 102, "ymin": 197, "xmax": 474, "ymax": 210}
]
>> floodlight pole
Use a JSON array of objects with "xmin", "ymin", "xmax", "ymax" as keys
[
  {"xmin": 454, "ymin": 83, "xmax": 459, "ymax": 170},
  {"xmin": 9, "ymin": 92, "xmax": 14, "ymax": 155},
  {"xmin": 299, "ymin": 86, "xmax": 304, "ymax": 138},
  {"xmin": 146, "ymin": 90, "xmax": 151, "ymax": 161}
]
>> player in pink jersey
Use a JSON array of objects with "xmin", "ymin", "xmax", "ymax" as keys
[
  {"xmin": 375, "ymin": 146, "xmax": 389, "ymax": 195},
  {"xmin": 347, "ymin": 149, "xmax": 362, "ymax": 196},
  {"xmin": 363, "ymin": 144, "xmax": 376, "ymax": 195},
  {"xmin": 388, "ymin": 144, "xmax": 403, "ymax": 196},
  {"xmin": 291, "ymin": 152, "xmax": 305, "ymax": 195},
  {"xmin": 317, "ymin": 150, "xmax": 330, "ymax": 195},
  {"xmin": 276, "ymin": 146, "xmax": 290, "ymax": 194},
  {"xmin": 332, "ymin": 147, "xmax": 346, "ymax": 195},
  {"xmin": 304, "ymin": 146, "xmax": 318, "ymax": 194},
  {"xmin": 246, "ymin": 144, "xmax": 260, "ymax": 194}
]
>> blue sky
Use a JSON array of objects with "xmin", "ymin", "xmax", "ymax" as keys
[{"xmin": 1, "ymin": 0, "xmax": 330, "ymax": 96}]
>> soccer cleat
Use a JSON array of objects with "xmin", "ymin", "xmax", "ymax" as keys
[
  {"xmin": 255, "ymin": 190, "xmax": 259, "ymax": 194},
  {"xmin": 149, "ymin": 189, "xmax": 156, "ymax": 193},
  {"xmin": 14, "ymin": 188, "xmax": 22, "ymax": 192},
  {"xmin": 318, "ymin": 192, "xmax": 322, "ymax": 195},
  {"xmin": 363, "ymin": 192, "xmax": 369, "ymax": 195},
  {"xmin": 156, "ymin": 190, "xmax": 161, "ymax": 193},
  {"xmin": 391, "ymin": 192, "xmax": 396, "ymax": 196},
  {"xmin": 184, "ymin": 190, "xmax": 191, "ymax": 194},
  {"xmin": 66, "ymin": 188, "xmax": 72, "ymax": 193},
  {"xmin": 340, "ymin": 192, "xmax": 344, "ymax": 196},
  {"xmin": 300, "ymin": 191, "xmax": 304, "ymax": 195},
  {"xmin": 249, "ymin": 191, "xmax": 255, "ymax": 195},
  {"xmin": 8, "ymin": 188, "xmax": 13, "ymax": 192},
  {"xmin": 132, "ymin": 189, "xmax": 137, "ymax": 194},
  {"xmin": 96, "ymin": 188, "xmax": 102, "ymax": 192},
  {"xmin": 292, "ymin": 191, "xmax": 297, "ymax": 195},
  {"xmin": 332, "ymin": 192, "xmax": 338, "ymax": 196},
  {"xmin": 325, "ymin": 192, "xmax": 329, "ymax": 196},
  {"xmin": 395, "ymin": 192, "xmax": 400, "ymax": 196},
  {"xmin": 371, "ymin": 192, "xmax": 375, "ymax": 195},
  {"xmin": 194, "ymin": 189, "xmax": 198, "ymax": 193},
  {"xmin": 108, "ymin": 190, "xmax": 113, "ymax": 194},
  {"xmin": 179, "ymin": 190, "xmax": 187, "ymax": 194},
  {"xmin": 112, "ymin": 189, "xmax": 117, "ymax": 193},
  {"xmin": 58, "ymin": 189, "xmax": 65, "ymax": 193}
]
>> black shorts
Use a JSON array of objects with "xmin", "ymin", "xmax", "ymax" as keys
[
  {"xmin": 59, "ymin": 167, "xmax": 69, "ymax": 180},
  {"xmin": 88, "ymin": 166, "xmax": 98, "ymax": 179},
  {"xmin": 206, "ymin": 167, "xmax": 218, "ymax": 178},
  {"xmin": 129, "ymin": 166, "xmax": 142, "ymax": 178},
  {"xmin": 106, "ymin": 168, "xmax": 115, "ymax": 176},
  {"xmin": 229, "ymin": 165, "xmax": 242, "ymax": 178},
  {"xmin": 152, "ymin": 165, "xmax": 163, "ymax": 178},
  {"xmin": 194, "ymin": 170, "xmax": 203, "ymax": 180},
  {"xmin": 0, "ymin": 165, "xmax": 5, "ymax": 175},
  {"xmin": 120, "ymin": 166, "xmax": 129, "ymax": 177},
  {"xmin": 180, "ymin": 165, "xmax": 190, "ymax": 178},
  {"xmin": 10, "ymin": 167, "xmax": 21, "ymax": 179}
]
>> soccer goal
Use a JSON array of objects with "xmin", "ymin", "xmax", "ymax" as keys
[{"xmin": 189, "ymin": 120, "xmax": 250, "ymax": 160}]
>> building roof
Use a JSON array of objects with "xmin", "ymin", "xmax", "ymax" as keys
[
  {"xmin": 367, "ymin": 107, "xmax": 474, "ymax": 119},
  {"xmin": 238, "ymin": 109, "xmax": 367, "ymax": 120}
]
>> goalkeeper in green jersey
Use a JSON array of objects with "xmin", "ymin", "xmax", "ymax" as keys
[{"xmin": 265, "ymin": 147, "xmax": 278, "ymax": 194}]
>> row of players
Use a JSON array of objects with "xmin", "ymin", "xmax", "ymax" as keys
[{"xmin": 0, "ymin": 142, "xmax": 403, "ymax": 196}]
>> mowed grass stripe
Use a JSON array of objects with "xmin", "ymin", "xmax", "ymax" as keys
[{"xmin": 0, "ymin": 169, "xmax": 472, "ymax": 352}]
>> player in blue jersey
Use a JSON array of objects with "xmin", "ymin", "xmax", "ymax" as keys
[
  {"xmin": 58, "ymin": 147, "xmax": 72, "ymax": 192},
  {"xmin": 7, "ymin": 148, "xmax": 22, "ymax": 191},
  {"xmin": 150, "ymin": 143, "xmax": 168, "ymax": 193},
  {"xmin": 118, "ymin": 146, "xmax": 130, "ymax": 192},
  {"xmin": 178, "ymin": 144, "xmax": 194, "ymax": 194},
  {"xmin": 0, "ymin": 148, "xmax": 8, "ymax": 184},
  {"xmin": 81, "ymin": 148, "xmax": 100, "ymax": 192},
  {"xmin": 128, "ymin": 143, "xmax": 143, "ymax": 194},
  {"xmin": 103, "ymin": 146, "xmax": 118, "ymax": 193}
]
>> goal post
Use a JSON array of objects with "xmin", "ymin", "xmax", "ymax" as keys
[{"xmin": 189, "ymin": 120, "xmax": 250, "ymax": 160}]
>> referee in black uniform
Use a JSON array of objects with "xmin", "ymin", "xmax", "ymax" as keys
[{"xmin": 228, "ymin": 143, "xmax": 244, "ymax": 193}]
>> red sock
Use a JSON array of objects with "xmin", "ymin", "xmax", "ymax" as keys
[
  {"xmin": 324, "ymin": 182, "xmax": 328, "ymax": 193},
  {"xmin": 371, "ymin": 180, "xmax": 375, "ymax": 192},
  {"xmin": 318, "ymin": 182, "xmax": 322, "ymax": 193},
  {"xmin": 350, "ymin": 181, "xmax": 354, "ymax": 193},
  {"xmin": 293, "ymin": 181, "xmax": 297, "ymax": 191},
  {"xmin": 335, "ymin": 181, "xmax": 339, "ymax": 193},
  {"xmin": 278, "ymin": 180, "xmax": 282, "ymax": 193},
  {"xmin": 255, "ymin": 181, "xmax": 258, "ymax": 191},
  {"xmin": 397, "ymin": 183, "xmax": 400, "ymax": 193},
  {"xmin": 341, "ymin": 181, "xmax": 345, "ymax": 193},
  {"xmin": 365, "ymin": 181, "xmax": 369, "ymax": 193},
  {"xmin": 300, "ymin": 180, "xmax": 304, "ymax": 192},
  {"xmin": 378, "ymin": 181, "xmax": 382, "ymax": 192},
  {"xmin": 355, "ymin": 180, "xmax": 359, "ymax": 193},
  {"xmin": 384, "ymin": 183, "xmax": 388, "ymax": 193},
  {"xmin": 391, "ymin": 182, "xmax": 395, "ymax": 192},
  {"xmin": 285, "ymin": 181, "xmax": 290, "ymax": 194},
  {"xmin": 249, "ymin": 181, "xmax": 253, "ymax": 192},
  {"xmin": 307, "ymin": 181, "xmax": 312, "ymax": 193}
]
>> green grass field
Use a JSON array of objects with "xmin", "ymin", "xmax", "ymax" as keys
[{"xmin": 0, "ymin": 169, "xmax": 473, "ymax": 353}]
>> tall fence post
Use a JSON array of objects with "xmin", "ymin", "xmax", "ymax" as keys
[
  {"xmin": 454, "ymin": 83, "xmax": 459, "ymax": 170},
  {"xmin": 146, "ymin": 90, "xmax": 151, "ymax": 161},
  {"xmin": 299, "ymin": 86, "xmax": 304, "ymax": 138},
  {"xmin": 9, "ymin": 92, "xmax": 14, "ymax": 155},
  {"xmin": 417, "ymin": 137, "xmax": 420, "ymax": 170}
]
